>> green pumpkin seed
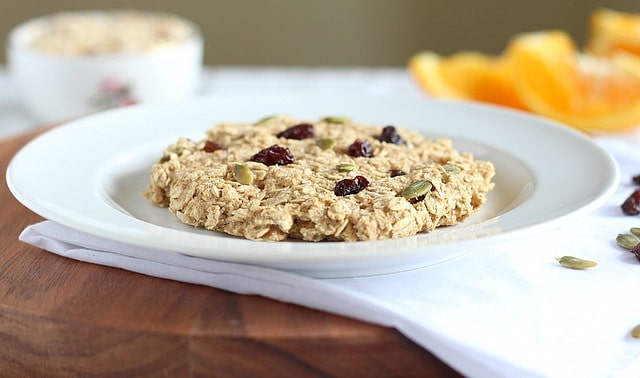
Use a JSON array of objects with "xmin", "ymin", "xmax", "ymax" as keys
[
  {"xmin": 233, "ymin": 163, "xmax": 254, "ymax": 185},
  {"xmin": 161, "ymin": 147, "xmax": 184, "ymax": 162},
  {"xmin": 443, "ymin": 164, "xmax": 460, "ymax": 173},
  {"xmin": 316, "ymin": 138, "xmax": 336, "ymax": 149},
  {"xmin": 555, "ymin": 256, "xmax": 597, "ymax": 270},
  {"xmin": 336, "ymin": 163, "xmax": 356, "ymax": 172},
  {"xmin": 631, "ymin": 227, "xmax": 640, "ymax": 238},
  {"xmin": 616, "ymin": 233, "xmax": 640, "ymax": 250},
  {"xmin": 321, "ymin": 116, "xmax": 351, "ymax": 124},
  {"xmin": 631, "ymin": 324, "xmax": 640, "ymax": 339},
  {"xmin": 401, "ymin": 179, "xmax": 433, "ymax": 200},
  {"xmin": 256, "ymin": 115, "xmax": 277, "ymax": 124}
]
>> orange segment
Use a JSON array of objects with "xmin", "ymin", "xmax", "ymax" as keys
[
  {"xmin": 508, "ymin": 30, "xmax": 640, "ymax": 132},
  {"xmin": 409, "ymin": 51, "xmax": 526, "ymax": 109},
  {"xmin": 587, "ymin": 8, "xmax": 640, "ymax": 56}
]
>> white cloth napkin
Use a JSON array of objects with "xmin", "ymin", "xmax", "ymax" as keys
[{"xmin": 19, "ymin": 138, "xmax": 640, "ymax": 378}]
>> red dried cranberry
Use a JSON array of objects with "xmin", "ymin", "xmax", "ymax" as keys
[
  {"xmin": 334, "ymin": 175, "xmax": 369, "ymax": 196},
  {"xmin": 378, "ymin": 126, "xmax": 403, "ymax": 145},
  {"xmin": 389, "ymin": 169, "xmax": 406, "ymax": 177},
  {"xmin": 409, "ymin": 194, "xmax": 426, "ymax": 204},
  {"xmin": 348, "ymin": 139, "xmax": 373, "ymax": 157},
  {"xmin": 630, "ymin": 244, "xmax": 640, "ymax": 262},
  {"xmin": 203, "ymin": 141, "xmax": 226, "ymax": 153},
  {"xmin": 250, "ymin": 145, "xmax": 295, "ymax": 166},
  {"xmin": 621, "ymin": 188, "xmax": 640, "ymax": 215},
  {"xmin": 276, "ymin": 123, "xmax": 315, "ymax": 140}
]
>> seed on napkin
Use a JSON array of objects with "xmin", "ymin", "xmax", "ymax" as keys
[{"xmin": 556, "ymin": 256, "xmax": 597, "ymax": 270}]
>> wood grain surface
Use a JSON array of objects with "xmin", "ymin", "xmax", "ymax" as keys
[{"xmin": 0, "ymin": 127, "xmax": 462, "ymax": 377}]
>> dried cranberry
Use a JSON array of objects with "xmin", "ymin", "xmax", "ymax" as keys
[
  {"xmin": 389, "ymin": 169, "xmax": 406, "ymax": 177},
  {"xmin": 378, "ymin": 126, "xmax": 403, "ymax": 145},
  {"xmin": 334, "ymin": 175, "xmax": 369, "ymax": 196},
  {"xmin": 409, "ymin": 194, "xmax": 426, "ymax": 204},
  {"xmin": 633, "ymin": 174, "xmax": 640, "ymax": 185},
  {"xmin": 348, "ymin": 139, "xmax": 373, "ymax": 157},
  {"xmin": 276, "ymin": 123, "xmax": 315, "ymax": 140},
  {"xmin": 630, "ymin": 244, "xmax": 640, "ymax": 262},
  {"xmin": 250, "ymin": 145, "xmax": 295, "ymax": 166},
  {"xmin": 621, "ymin": 188, "xmax": 640, "ymax": 215},
  {"xmin": 203, "ymin": 141, "xmax": 226, "ymax": 153}
]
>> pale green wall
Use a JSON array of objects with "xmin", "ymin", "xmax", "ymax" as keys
[{"xmin": 3, "ymin": 0, "xmax": 640, "ymax": 66}]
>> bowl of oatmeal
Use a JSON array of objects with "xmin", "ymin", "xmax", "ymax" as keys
[{"xmin": 6, "ymin": 10, "xmax": 203, "ymax": 122}]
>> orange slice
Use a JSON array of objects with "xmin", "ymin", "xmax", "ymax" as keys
[
  {"xmin": 508, "ymin": 30, "xmax": 640, "ymax": 132},
  {"xmin": 587, "ymin": 8, "xmax": 640, "ymax": 56},
  {"xmin": 409, "ymin": 51, "xmax": 526, "ymax": 110}
]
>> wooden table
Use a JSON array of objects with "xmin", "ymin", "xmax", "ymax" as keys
[{"xmin": 0, "ymin": 128, "xmax": 461, "ymax": 377}]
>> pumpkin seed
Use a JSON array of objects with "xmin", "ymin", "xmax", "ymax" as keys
[
  {"xmin": 336, "ymin": 163, "xmax": 356, "ymax": 172},
  {"xmin": 616, "ymin": 233, "xmax": 640, "ymax": 250},
  {"xmin": 256, "ymin": 115, "xmax": 277, "ymax": 124},
  {"xmin": 631, "ymin": 227, "xmax": 640, "ymax": 238},
  {"xmin": 233, "ymin": 163, "xmax": 254, "ymax": 185},
  {"xmin": 443, "ymin": 164, "xmax": 460, "ymax": 173},
  {"xmin": 555, "ymin": 256, "xmax": 597, "ymax": 270},
  {"xmin": 631, "ymin": 324, "xmax": 640, "ymax": 339},
  {"xmin": 401, "ymin": 179, "xmax": 433, "ymax": 200},
  {"xmin": 316, "ymin": 138, "xmax": 336, "ymax": 149},
  {"xmin": 321, "ymin": 116, "xmax": 351, "ymax": 124}
]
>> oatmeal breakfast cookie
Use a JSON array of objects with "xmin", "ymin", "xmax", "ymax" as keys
[{"xmin": 144, "ymin": 116, "xmax": 495, "ymax": 241}]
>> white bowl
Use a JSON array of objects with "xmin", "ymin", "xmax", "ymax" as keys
[{"xmin": 7, "ymin": 10, "xmax": 203, "ymax": 123}]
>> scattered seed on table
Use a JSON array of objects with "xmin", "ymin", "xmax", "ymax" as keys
[
  {"xmin": 555, "ymin": 256, "xmax": 597, "ymax": 270},
  {"xmin": 616, "ymin": 233, "xmax": 640, "ymax": 250}
]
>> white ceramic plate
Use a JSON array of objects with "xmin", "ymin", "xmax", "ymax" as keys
[{"xmin": 7, "ymin": 93, "xmax": 619, "ymax": 277}]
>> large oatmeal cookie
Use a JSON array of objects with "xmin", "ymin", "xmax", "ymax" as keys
[{"xmin": 144, "ymin": 116, "xmax": 495, "ymax": 241}]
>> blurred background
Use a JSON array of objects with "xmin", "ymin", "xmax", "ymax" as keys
[{"xmin": 2, "ymin": 0, "xmax": 640, "ymax": 67}]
